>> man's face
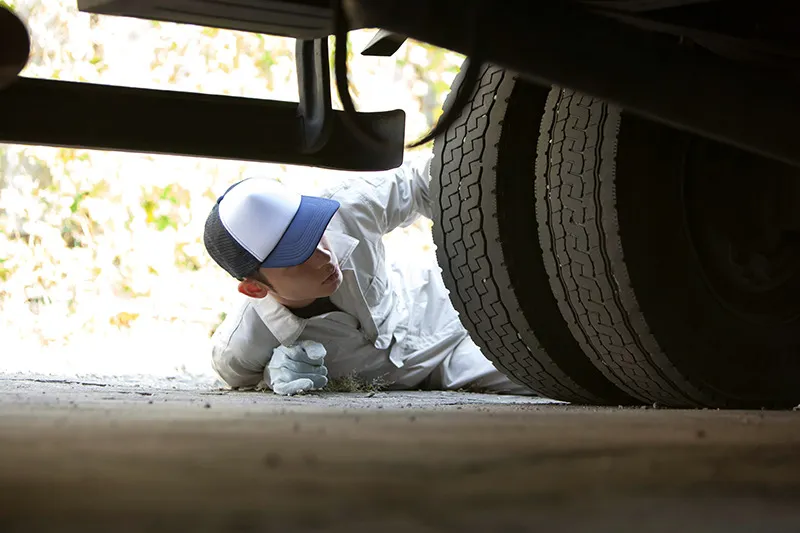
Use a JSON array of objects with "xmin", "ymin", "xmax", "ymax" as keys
[{"xmin": 259, "ymin": 235, "xmax": 342, "ymax": 302}]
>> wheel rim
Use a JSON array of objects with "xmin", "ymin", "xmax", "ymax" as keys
[{"xmin": 682, "ymin": 138, "xmax": 800, "ymax": 324}]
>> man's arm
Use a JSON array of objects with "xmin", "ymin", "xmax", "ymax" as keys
[
  {"xmin": 210, "ymin": 300, "xmax": 279, "ymax": 389},
  {"xmin": 355, "ymin": 153, "xmax": 434, "ymax": 237}
]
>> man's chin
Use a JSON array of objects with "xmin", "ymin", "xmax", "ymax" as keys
[
  {"xmin": 321, "ymin": 267, "xmax": 342, "ymax": 289},
  {"xmin": 322, "ymin": 278, "xmax": 342, "ymax": 295}
]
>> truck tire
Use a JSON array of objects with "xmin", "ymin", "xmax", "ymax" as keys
[
  {"xmin": 430, "ymin": 63, "xmax": 636, "ymax": 405},
  {"xmin": 535, "ymin": 86, "xmax": 800, "ymax": 408}
]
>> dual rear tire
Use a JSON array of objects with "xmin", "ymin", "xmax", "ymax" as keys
[{"xmin": 432, "ymin": 63, "xmax": 800, "ymax": 408}]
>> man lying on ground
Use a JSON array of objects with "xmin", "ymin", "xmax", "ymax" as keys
[{"xmin": 203, "ymin": 153, "xmax": 535, "ymax": 396}]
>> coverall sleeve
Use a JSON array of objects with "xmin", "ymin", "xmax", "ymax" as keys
[
  {"xmin": 210, "ymin": 300, "xmax": 279, "ymax": 389},
  {"xmin": 359, "ymin": 152, "xmax": 434, "ymax": 237}
]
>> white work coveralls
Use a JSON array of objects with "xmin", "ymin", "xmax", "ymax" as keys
[{"xmin": 210, "ymin": 154, "xmax": 532, "ymax": 395}]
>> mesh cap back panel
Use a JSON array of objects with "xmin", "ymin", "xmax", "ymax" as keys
[{"xmin": 204, "ymin": 204, "xmax": 262, "ymax": 279}]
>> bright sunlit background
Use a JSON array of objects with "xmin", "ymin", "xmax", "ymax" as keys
[{"xmin": 0, "ymin": 0, "xmax": 464, "ymax": 383}]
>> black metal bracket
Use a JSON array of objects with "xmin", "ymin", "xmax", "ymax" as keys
[
  {"xmin": 295, "ymin": 38, "xmax": 333, "ymax": 153},
  {"xmin": 361, "ymin": 30, "xmax": 406, "ymax": 57},
  {"xmin": 0, "ymin": 5, "xmax": 30, "ymax": 90},
  {"xmin": 0, "ymin": 77, "xmax": 406, "ymax": 171}
]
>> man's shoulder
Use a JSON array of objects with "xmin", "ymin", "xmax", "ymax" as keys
[{"xmin": 213, "ymin": 295, "xmax": 279, "ymax": 345}]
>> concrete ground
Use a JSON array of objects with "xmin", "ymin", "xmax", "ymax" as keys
[{"xmin": 0, "ymin": 374, "xmax": 799, "ymax": 533}]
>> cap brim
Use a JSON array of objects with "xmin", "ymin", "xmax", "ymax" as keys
[{"xmin": 261, "ymin": 195, "xmax": 340, "ymax": 268}]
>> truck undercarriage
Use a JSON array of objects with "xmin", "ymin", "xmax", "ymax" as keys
[{"xmin": 3, "ymin": 0, "xmax": 800, "ymax": 169}]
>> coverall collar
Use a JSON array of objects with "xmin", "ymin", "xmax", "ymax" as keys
[{"xmin": 252, "ymin": 229, "xmax": 359, "ymax": 346}]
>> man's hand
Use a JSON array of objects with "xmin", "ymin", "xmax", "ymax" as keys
[{"xmin": 266, "ymin": 341, "xmax": 328, "ymax": 396}]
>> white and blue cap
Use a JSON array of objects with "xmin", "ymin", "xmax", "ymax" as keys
[{"xmin": 203, "ymin": 177, "xmax": 340, "ymax": 280}]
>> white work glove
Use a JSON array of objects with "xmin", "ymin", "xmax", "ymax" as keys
[{"xmin": 266, "ymin": 340, "xmax": 328, "ymax": 396}]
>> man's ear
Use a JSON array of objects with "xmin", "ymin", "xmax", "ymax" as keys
[{"xmin": 237, "ymin": 278, "xmax": 269, "ymax": 299}]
